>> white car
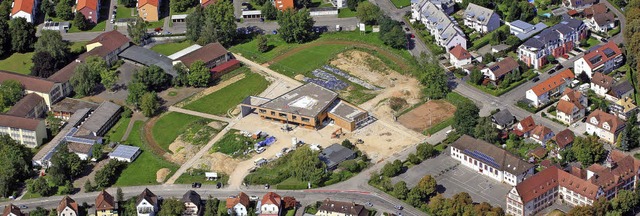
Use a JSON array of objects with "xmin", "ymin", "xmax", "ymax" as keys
[
  {"xmin": 256, "ymin": 147, "xmax": 265, "ymax": 154},
  {"xmin": 249, "ymin": 195, "xmax": 259, "ymax": 201}
]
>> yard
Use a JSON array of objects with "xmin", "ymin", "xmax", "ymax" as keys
[
  {"xmin": 209, "ymin": 129, "xmax": 257, "ymax": 158},
  {"xmin": 152, "ymin": 112, "xmax": 210, "ymax": 152},
  {"xmin": 150, "ymin": 40, "xmax": 194, "ymax": 56},
  {"xmin": 469, "ymin": 25, "xmax": 510, "ymax": 50},
  {"xmin": 583, "ymin": 37, "xmax": 601, "ymax": 49},
  {"xmin": 67, "ymin": 21, "xmax": 108, "ymax": 33},
  {"xmin": 182, "ymin": 71, "xmax": 270, "ymax": 115},
  {"xmin": 338, "ymin": 8, "xmax": 357, "ymax": 18},
  {"xmin": 229, "ymin": 35, "xmax": 299, "ymax": 63},
  {"xmin": 105, "ymin": 117, "xmax": 131, "ymax": 143},
  {"xmin": 115, "ymin": 121, "xmax": 179, "ymax": 186},
  {"xmin": 115, "ymin": 5, "xmax": 136, "ymax": 19},
  {"xmin": 390, "ymin": 0, "xmax": 411, "ymax": 8},
  {"xmin": 0, "ymin": 52, "xmax": 34, "ymax": 74}
]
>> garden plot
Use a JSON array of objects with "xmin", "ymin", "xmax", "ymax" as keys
[{"xmin": 397, "ymin": 100, "xmax": 456, "ymax": 133}]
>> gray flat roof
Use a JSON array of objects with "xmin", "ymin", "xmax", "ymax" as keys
[
  {"xmin": 118, "ymin": 46, "xmax": 177, "ymax": 76},
  {"xmin": 515, "ymin": 23, "xmax": 548, "ymax": 40},
  {"xmin": 109, "ymin": 144, "xmax": 141, "ymax": 159},
  {"xmin": 320, "ymin": 143, "xmax": 355, "ymax": 168},
  {"xmin": 51, "ymin": 98, "xmax": 99, "ymax": 114},
  {"xmin": 33, "ymin": 108, "xmax": 92, "ymax": 163},
  {"xmin": 77, "ymin": 101, "xmax": 121, "ymax": 136},
  {"xmin": 259, "ymin": 83, "xmax": 339, "ymax": 117},
  {"xmin": 329, "ymin": 100, "xmax": 365, "ymax": 122}
]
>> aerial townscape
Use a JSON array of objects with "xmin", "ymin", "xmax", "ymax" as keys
[{"xmin": 0, "ymin": 0, "xmax": 639, "ymax": 213}]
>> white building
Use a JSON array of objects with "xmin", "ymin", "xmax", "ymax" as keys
[
  {"xmin": 227, "ymin": 192, "xmax": 249, "ymax": 216},
  {"xmin": 109, "ymin": 144, "xmax": 141, "ymax": 162},
  {"xmin": 574, "ymin": 41, "xmax": 623, "ymax": 78},
  {"xmin": 10, "ymin": 0, "xmax": 38, "ymax": 22},
  {"xmin": 555, "ymin": 88, "xmax": 587, "ymax": 125},
  {"xmin": 136, "ymin": 189, "xmax": 158, "ymax": 216},
  {"xmin": 525, "ymin": 69, "xmax": 575, "ymax": 107},
  {"xmin": 590, "ymin": 72, "xmax": 614, "ymax": 97},
  {"xmin": 182, "ymin": 190, "xmax": 202, "ymax": 216},
  {"xmin": 57, "ymin": 196, "xmax": 79, "ymax": 216},
  {"xmin": 449, "ymin": 45, "xmax": 472, "ymax": 68},
  {"xmin": 463, "ymin": 3, "xmax": 501, "ymax": 34},
  {"xmin": 450, "ymin": 135, "xmax": 535, "ymax": 186},
  {"xmin": 586, "ymin": 12, "xmax": 616, "ymax": 33},
  {"xmin": 260, "ymin": 192, "xmax": 282, "ymax": 216},
  {"xmin": 517, "ymin": 16, "xmax": 586, "ymax": 69},
  {"xmin": 411, "ymin": 0, "xmax": 467, "ymax": 50},
  {"xmin": 0, "ymin": 114, "xmax": 47, "ymax": 148},
  {"xmin": 585, "ymin": 109, "xmax": 625, "ymax": 144}
]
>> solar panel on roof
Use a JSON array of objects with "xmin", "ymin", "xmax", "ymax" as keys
[
  {"xmin": 464, "ymin": 149, "xmax": 501, "ymax": 168},
  {"xmin": 589, "ymin": 56, "xmax": 602, "ymax": 64},
  {"xmin": 490, "ymin": 65, "xmax": 500, "ymax": 71},
  {"xmin": 603, "ymin": 48, "xmax": 616, "ymax": 58}
]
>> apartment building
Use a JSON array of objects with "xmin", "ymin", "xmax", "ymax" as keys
[
  {"xmin": 525, "ymin": 69, "xmax": 575, "ymax": 107},
  {"xmin": 574, "ymin": 41, "xmax": 623, "ymax": 78},
  {"xmin": 411, "ymin": 0, "xmax": 467, "ymax": 50},
  {"xmin": 463, "ymin": 3, "xmax": 500, "ymax": 34},
  {"xmin": 518, "ymin": 16, "xmax": 587, "ymax": 69},
  {"xmin": 586, "ymin": 109, "xmax": 625, "ymax": 144},
  {"xmin": 0, "ymin": 114, "xmax": 47, "ymax": 148},
  {"xmin": 555, "ymin": 88, "xmax": 587, "ymax": 125}
]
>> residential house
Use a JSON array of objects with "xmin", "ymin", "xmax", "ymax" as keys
[
  {"xmin": 96, "ymin": 190, "xmax": 118, "ymax": 216},
  {"xmin": 319, "ymin": 144, "xmax": 356, "ymax": 170},
  {"xmin": 574, "ymin": 41, "xmax": 623, "ymax": 78},
  {"xmin": 273, "ymin": 0, "xmax": 293, "ymax": 11},
  {"xmin": 316, "ymin": 199, "xmax": 368, "ymax": 216},
  {"xmin": 507, "ymin": 20, "xmax": 548, "ymax": 40},
  {"xmin": 586, "ymin": 109, "xmax": 625, "ymax": 144},
  {"xmin": 530, "ymin": 125, "xmax": 554, "ymax": 145},
  {"xmin": 525, "ymin": 69, "xmax": 575, "ymax": 107},
  {"xmin": 450, "ymin": 135, "xmax": 535, "ymax": 186},
  {"xmin": 260, "ymin": 192, "xmax": 282, "ymax": 216},
  {"xmin": 551, "ymin": 129, "xmax": 575, "ymax": 159},
  {"xmin": 463, "ymin": 3, "xmax": 500, "ymax": 34},
  {"xmin": 506, "ymin": 150, "xmax": 640, "ymax": 216},
  {"xmin": 586, "ymin": 13, "xmax": 616, "ymax": 34},
  {"xmin": 590, "ymin": 72, "xmax": 614, "ymax": 97},
  {"xmin": 610, "ymin": 97, "xmax": 638, "ymax": 120},
  {"xmin": 3, "ymin": 204, "xmax": 23, "ymax": 216},
  {"xmin": 412, "ymin": 1, "xmax": 467, "ymax": 49},
  {"xmin": 518, "ymin": 16, "xmax": 587, "ymax": 69},
  {"xmin": 6, "ymin": 93, "xmax": 47, "ymax": 119},
  {"xmin": 0, "ymin": 71, "xmax": 70, "ymax": 108},
  {"xmin": 75, "ymin": 0, "xmax": 100, "ymax": 23},
  {"xmin": 10, "ymin": 0, "xmax": 37, "ymax": 22},
  {"xmin": 136, "ymin": 188, "xmax": 159, "ymax": 216},
  {"xmin": 137, "ymin": 0, "xmax": 160, "ymax": 21},
  {"xmin": 226, "ymin": 192, "xmax": 249, "ymax": 216},
  {"xmin": 563, "ymin": 0, "xmax": 596, "ymax": 9},
  {"xmin": 555, "ymin": 88, "xmax": 587, "ymax": 124},
  {"xmin": 491, "ymin": 109, "xmax": 516, "ymax": 130},
  {"xmin": 606, "ymin": 80, "xmax": 634, "ymax": 102},
  {"xmin": 513, "ymin": 116, "xmax": 536, "ymax": 137},
  {"xmin": 57, "ymin": 196, "xmax": 79, "ymax": 216},
  {"xmin": 528, "ymin": 147, "xmax": 548, "ymax": 160},
  {"xmin": 481, "ymin": 57, "xmax": 520, "ymax": 83},
  {"xmin": 449, "ymin": 45, "xmax": 472, "ymax": 68},
  {"xmin": 0, "ymin": 114, "xmax": 47, "ymax": 148},
  {"xmin": 182, "ymin": 190, "xmax": 201, "ymax": 216},
  {"xmin": 582, "ymin": 3, "xmax": 607, "ymax": 18},
  {"xmin": 430, "ymin": 0, "xmax": 455, "ymax": 14}
]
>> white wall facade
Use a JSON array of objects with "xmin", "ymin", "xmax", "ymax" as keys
[
  {"xmin": 59, "ymin": 206, "xmax": 78, "ymax": 216},
  {"xmin": 585, "ymin": 118, "xmax": 616, "ymax": 143}
]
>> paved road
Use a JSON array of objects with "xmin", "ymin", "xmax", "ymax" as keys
[
  {"xmin": 168, "ymin": 106, "xmax": 233, "ymax": 122},
  {"xmin": 602, "ymin": 0, "xmax": 626, "ymax": 44},
  {"xmin": 369, "ymin": 0, "xmax": 431, "ymax": 58}
]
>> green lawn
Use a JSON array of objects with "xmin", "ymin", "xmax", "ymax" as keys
[
  {"xmin": 230, "ymin": 35, "xmax": 299, "ymax": 63},
  {"xmin": 209, "ymin": 129, "xmax": 256, "ymax": 158},
  {"xmin": 115, "ymin": 121, "xmax": 179, "ymax": 186},
  {"xmin": 150, "ymin": 40, "xmax": 194, "ymax": 56},
  {"xmin": 152, "ymin": 112, "xmax": 209, "ymax": 152},
  {"xmin": 105, "ymin": 117, "xmax": 131, "ymax": 143},
  {"xmin": 269, "ymin": 44, "xmax": 348, "ymax": 77},
  {"xmin": 183, "ymin": 71, "xmax": 270, "ymax": 115},
  {"xmin": 67, "ymin": 20, "xmax": 107, "ymax": 33},
  {"xmin": 147, "ymin": 19, "xmax": 165, "ymax": 29},
  {"xmin": 470, "ymin": 25, "xmax": 509, "ymax": 50},
  {"xmin": 116, "ymin": 5, "xmax": 136, "ymax": 19},
  {"xmin": 425, "ymin": 117, "xmax": 454, "ymax": 135},
  {"xmin": 390, "ymin": 0, "xmax": 411, "ymax": 8},
  {"xmin": 174, "ymin": 171, "xmax": 229, "ymax": 185},
  {"xmin": 338, "ymin": 8, "xmax": 357, "ymax": 18},
  {"xmin": 0, "ymin": 52, "xmax": 34, "ymax": 74}
]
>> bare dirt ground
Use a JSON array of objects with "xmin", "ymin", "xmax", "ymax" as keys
[
  {"xmin": 156, "ymin": 168, "xmax": 170, "ymax": 183},
  {"xmin": 397, "ymin": 100, "xmax": 456, "ymax": 133}
]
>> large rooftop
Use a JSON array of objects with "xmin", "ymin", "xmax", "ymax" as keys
[
  {"xmin": 76, "ymin": 101, "xmax": 121, "ymax": 136},
  {"xmin": 109, "ymin": 144, "xmax": 141, "ymax": 160},
  {"xmin": 259, "ymin": 83, "xmax": 339, "ymax": 117}
]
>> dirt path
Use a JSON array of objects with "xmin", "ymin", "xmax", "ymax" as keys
[
  {"xmin": 267, "ymin": 40, "xmax": 411, "ymax": 71},
  {"xmin": 143, "ymin": 117, "xmax": 172, "ymax": 160},
  {"xmin": 121, "ymin": 112, "xmax": 146, "ymax": 141}
]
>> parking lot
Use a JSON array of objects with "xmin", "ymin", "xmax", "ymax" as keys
[{"xmin": 392, "ymin": 153, "xmax": 511, "ymax": 207}]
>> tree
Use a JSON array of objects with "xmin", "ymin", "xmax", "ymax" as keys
[
  {"xmin": 618, "ymin": 112, "xmax": 639, "ymax": 151},
  {"xmin": 381, "ymin": 25, "xmax": 407, "ymax": 49},
  {"xmin": 296, "ymin": 0, "xmax": 312, "ymax": 8},
  {"xmin": 116, "ymin": 187, "xmax": 124, "ymax": 203},
  {"xmin": 505, "ymin": 35, "xmax": 521, "ymax": 46},
  {"xmin": 55, "ymin": 0, "xmax": 74, "ymax": 20},
  {"xmin": 140, "ymin": 92, "xmax": 160, "ymax": 117},
  {"xmin": 592, "ymin": 197, "xmax": 611, "ymax": 216},
  {"xmin": 469, "ymin": 68, "xmax": 483, "ymax": 85},
  {"xmin": 48, "ymin": 209, "xmax": 57, "ymax": 216},
  {"xmin": 203, "ymin": 197, "xmax": 219, "ymax": 216},
  {"xmin": 416, "ymin": 143, "xmax": 436, "ymax": 160},
  {"xmin": 381, "ymin": 159, "xmax": 403, "ymax": 177},
  {"xmin": 289, "ymin": 146, "xmax": 327, "ymax": 185},
  {"xmin": 341, "ymin": 139, "xmax": 354, "ymax": 149},
  {"xmin": 257, "ymin": 34, "xmax": 269, "ymax": 53},
  {"xmin": 490, "ymin": 29, "xmax": 507, "ymax": 46},
  {"xmin": 392, "ymin": 181, "xmax": 409, "ymax": 200},
  {"xmin": 134, "ymin": 65, "xmax": 170, "ymax": 91},
  {"xmin": 29, "ymin": 207, "xmax": 49, "ymax": 216},
  {"xmin": 119, "ymin": 0, "xmax": 136, "ymax": 7},
  {"xmin": 0, "ymin": 19, "xmax": 10, "ymax": 57},
  {"xmin": 0, "ymin": 80, "xmax": 24, "ymax": 109},
  {"xmin": 347, "ymin": 0, "xmax": 360, "ymax": 10},
  {"xmin": 198, "ymin": 1, "xmax": 237, "ymax": 46},
  {"xmin": 95, "ymin": 160, "xmax": 126, "ymax": 188},
  {"xmin": 610, "ymin": 190, "xmax": 638, "ymax": 214},
  {"xmin": 71, "ymin": 56, "xmax": 106, "ymax": 96},
  {"xmin": 40, "ymin": 0, "xmax": 55, "ymax": 17},
  {"xmin": 100, "ymin": 69, "xmax": 119, "ymax": 92},
  {"xmin": 127, "ymin": 17, "xmax": 148, "ymax": 44},
  {"xmin": 283, "ymin": 197, "xmax": 297, "ymax": 209},
  {"xmin": 9, "ymin": 17, "xmax": 36, "ymax": 53},
  {"xmin": 546, "ymin": 55, "xmax": 556, "ymax": 64},
  {"xmin": 46, "ymin": 112, "xmax": 62, "ymax": 136},
  {"xmin": 27, "ymin": 177, "xmax": 55, "ymax": 196},
  {"xmin": 277, "ymin": 8, "xmax": 315, "ymax": 43},
  {"xmin": 571, "ymin": 136, "xmax": 606, "ymax": 166},
  {"xmin": 58, "ymin": 181, "xmax": 73, "ymax": 194},
  {"xmin": 159, "ymin": 198, "xmax": 186, "ymax": 216},
  {"xmin": 262, "ymin": 1, "xmax": 278, "ymax": 20},
  {"xmin": 453, "ymin": 102, "xmax": 480, "ymax": 135},
  {"xmin": 171, "ymin": 0, "xmax": 197, "ymax": 12},
  {"xmin": 73, "ymin": 12, "xmax": 90, "ymax": 31},
  {"xmin": 126, "ymin": 81, "xmax": 147, "ymax": 108},
  {"xmin": 92, "ymin": 143, "xmax": 103, "ymax": 160},
  {"xmin": 188, "ymin": 61, "xmax": 211, "ymax": 87},
  {"xmin": 420, "ymin": 65, "xmax": 449, "ymax": 99},
  {"xmin": 186, "ymin": 6, "xmax": 204, "ymax": 42},
  {"xmin": 30, "ymin": 52, "xmax": 58, "ymax": 78},
  {"xmin": 84, "ymin": 180, "xmax": 94, "ymax": 192},
  {"xmin": 415, "ymin": 175, "xmax": 437, "ymax": 199},
  {"xmin": 356, "ymin": 2, "xmax": 381, "ymax": 25},
  {"xmin": 172, "ymin": 63, "xmax": 189, "ymax": 87},
  {"xmin": 482, "ymin": 53, "xmax": 495, "ymax": 64},
  {"xmin": 473, "ymin": 117, "xmax": 499, "ymax": 143},
  {"xmin": 49, "ymin": 142, "xmax": 86, "ymax": 185},
  {"xmin": 568, "ymin": 205, "xmax": 594, "ymax": 216}
]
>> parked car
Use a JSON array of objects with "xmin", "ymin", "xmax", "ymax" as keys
[
  {"xmin": 191, "ymin": 182, "xmax": 202, "ymax": 188},
  {"xmin": 404, "ymin": 27, "xmax": 410, "ymax": 31},
  {"xmin": 601, "ymin": 38, "xmax": 608, "ymax": 42},
  {"xmin": 110, "ymin": 18, "xmax": 115, "ymax": 24},
  {"xmin": 395, "ymin": 205, "xmax": 403, "ymax": 210},
  {"xmin": 19, "ymin": 205, "xmax": 27, "ymax": 209},
  {"xmin": 216, "ymin": 182, "xmax": 222, "ymax": 189},
  {"xmin": 531, "ymin": 77, "xmax": 540, "ymax": 82},
  {"xmin": 548, "ymin": 69, "xmax": 556, "ymax": 74},
  {"xmin": 256, "ymin": 147, "xmax": 266, "ymax": 154},
  {"xmin": 250, "ymin": 195, "xmax": 259, "ymax": 201}
]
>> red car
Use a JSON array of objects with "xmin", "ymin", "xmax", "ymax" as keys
[{"xmin": 411, "ymin": 34, "xmax": 415, "ymax": 38}]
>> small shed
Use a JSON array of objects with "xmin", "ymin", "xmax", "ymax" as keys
[
  {"xmin": 108, "ymin": 145, "xmax": 141, "ymax": 162},
  {"xmin": 171, "ymin": 14, "xmax": 187, "ymax": 23}
]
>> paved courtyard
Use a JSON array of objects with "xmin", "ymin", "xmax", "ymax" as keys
[{"xmin": 392, "ymin": 153, "xmax": 511, "ymax": 207}]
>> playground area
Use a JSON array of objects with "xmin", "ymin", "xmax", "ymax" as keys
[{"xmin": 397, "ymin": 100, "xmax": 456, "ymax": 133}]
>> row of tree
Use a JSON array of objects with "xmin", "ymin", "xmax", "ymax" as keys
[{"xmin": 186, "ymin": 1, "xmax": 237, "ymax": 46}]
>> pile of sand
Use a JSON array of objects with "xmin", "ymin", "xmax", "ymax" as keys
[
  {"xmin": 294, "ymin": 74, "xmax": 305, "ymax": 81},
  {"xmin": 208, "ymin": 121, "xmax": 226, "ymax": 130},
  {"xmin": 156, "ymin": 168, "xmax": 171, "ymax": 183}
]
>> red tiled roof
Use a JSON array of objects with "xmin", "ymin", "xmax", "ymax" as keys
[
  {"xmin": 531, "ymin": 125, "xmax": 553, "ymax": 140},
  {"xmin": 138, "ymin": 0, "xmax": 159, "ymax": 8},
  {"xmin": 583, "ymin": 3, "xmax": 607, "ymax": 18},
  {"xmin": 581, "ymin": 41, "xmax": 622, "ymax": 69},
  {"xmin": 514, "ymin": 116, "xmax": 536, "ymax": 135},
  {"xmin": 88, "ymin": 30, "xmax": 130, "ymax": 52},
  {"xmin": 201, "ymin": 0, "xmax": 216, "ymax": 6},
  {"xmin": 11, "ymin": 0, "xmax": 34, "ymax": 15},
  {"xmin": 528, "ymin": 146, "xmax": 547, "ymax": 159},
  {"xmin": 553, "ymin": 129, "xmax": 575, "ymax": 148},
  {"xmin": 529, "ymin": 69, "xmax": 575, "ymax": 96},
  {"xmin": 226, "ymin": 192, "xmax": 249, "ymax": 209},
  {"xmin": 449, "ymin": 45, "xmax": 471, "ymax": 60},
  {"xmin": 0, "ymin": 114, "xmax": 41, "ymax": 131},
  {"xmin": 0, "ymin": 71, "xmax": 56, "ymax": 93},
  {"xmin": 274, "ymin": 0, "xmax": 294, "ymax": 11},
  {"xmin": 76, "ymin": 0, "xmax": 98, "ymax": 11},
  {"xmin": 587, "ymin": 150, "xmax": 640, "ymax": 192},
  {"xmin": 3, "ymin": 204, "xmax": 22, "ymax": 216},
  {"xmin": 178, "ymin": 43, "xmax": 228, "ymax": 68},
  {"xmin": 591, "ymin": 72, "xmax": 614, "ymax": 90},
  {"xmin": 515, "ymin": 166, "xmax": 600, "ymax": 204},
  {"xmin": 567, "ymin": 9, "xmax": 578, "ymax": 16},
  {"xmin": 96, "ymin": 190, "xmax": 116, "ymax": 211},
  {"xmin": 210, "ymin": 59, "xmax": 240, "ymax": 73},
  {"xmin": 486, "ymin": 57, "xmax": 519, "ymax": 79},
  {"xmin": 57, "ymin": 196, "xmax": 78, "ymax": 214},
  {"xmin": 557, "ymin": 89, "xmax": 584, "ymax": 115},
  {"xmin": 261, "ymin": 192, "xmax": 282, "ymax": 206},
  {"xmin": 587, "ymin": 109, "xmax": 624, "ymax": 133}
]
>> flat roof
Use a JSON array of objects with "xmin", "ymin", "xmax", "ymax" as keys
[
  {"xmin": 167, "ymin": 44, "xmax": 202, "ymax": 60},
  {"xmin": 33, "ymin": 108, "xmax": 92, "ymax": 163},
  {"xmin": 51, "ymin": 98, "xmax": 99, "ymax": 114},
  {"xmin": 109, "ymin": 144, "xmax": 141, "ymax": 159},
  {"xmin": 242, "ymin": 10, "xmax": 262, "ymax": 15},
  {"xmin": 259, "ymin": 83, "xmax": 339, "ymax": 117},
  {"xmin": 118, "ymin": 46, "xmax": 177, "ymax": 76},
  {"xmin": 76, "ymin": 101, "xmax": 121, "ymax": 136},
  {"xmin": 171, "ymin": 14, "xmax": 188, "ymax": 19},
  {"xmin": 329, "ymin": 100, "xmax": 365, "ymax": 122}
]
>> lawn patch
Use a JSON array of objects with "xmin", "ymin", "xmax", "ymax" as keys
[
  {"xmin": 152, "ymin": 112, "xmax": 210, "ymax": 152},
  {"xmin": 338, "ymin": 8, "xmax": 357, "ymax": 18},
  {"xmin": 115, "ymin": 121, "xmax": 179, "ymax": 186},
  {"xmin": 0, "ymin": 52, "xmax": 34, "ymax": 74},
  {"xmin": 390, "ymin": 0, "xmax": 410, "ymax": 8},
  {"xmin": 150, "ymin": 40, "xmax": 194, "ymax": 56},
  {"xmin": 183, "ymin": 72, "xmax": 270, "ymax": 115},
  {"xmin": 209, "ymin": 129, "xmax": 256, "ymax": 157},
  {"xmin": 269, "ymin": 44, "xmax": 350, "ymax": 77},
  {"xmin": 116, "ymin": 5, "xmax": 136, "ymax": 19},
  {"xmin": 105, "ymin": 117, "xmax": 131, "ymax": 143},
  {"xmin": 230, "ymin": 35, "xmax": 299, "ymax": 63}
]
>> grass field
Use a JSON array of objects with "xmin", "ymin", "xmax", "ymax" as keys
[
  {"xmin": 152, "ymin": 112, "xmax": 209, "ymax": 152},
  {"xmin": 150, "ymin": 40, "xmax": 194, "ymax": 56},
  {"xmin": 67, "ymin": 21, "xmax": 107, "ymax": 33},
  {"xmin": 269, "ymin": 44, "xmax": 348, "ymax": 77},
  {"xmin": 174, "ymin": 171, "xmax": 229, "ymax": 185},
  {"xmin": 209, "ymin": 129, "xmax": 256, "ymax": 158},
  {"xmin": 584, "ymin": 37, "xmax": 600, "ymax": 49},
  {"xmin": 116, "ymin": 5, "xmax": 136, "ymax": 19},
  {"xmin": 229, "ymin": 36, "xmax": 298, "ymax": 63},
  {"xmin": 105, "ymin": 117, "xmax": 131, "ymax": 143},
  {"xmin": 115, "ymin": 121, "xmax": 179, "ymax": 186},
  {"xmin": 390, "ymin": 0, "xmax": 411, "ymax": 8},
  {"xmin": 183, "ymin": 71, "xmax": 270, "ymax": 115},
  {"xmin": 338, "ymin": 8, "xmax": 357, "ymax": 18},
  {"xmin": 0, "ymin": 52, "xmax": 34, "ymax": 74}
]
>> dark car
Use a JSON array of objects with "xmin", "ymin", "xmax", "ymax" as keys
[
  {"xmin": 400, "ymin": 21, "xmax": 406, "ymax": 25},
  {"xmin": 548, "ymin": 69, "xmax": 556, "ymax": 74},
  {"xmin": 404, "ymin": 27, "xmax": 410, "ymax": 31},
  {"xmin": 532, "ymin": 77, "xmax": 540, "ymax": 82},
  {"xmin": 216, "ymin": 182, "xmax": 222, "ymax": 189},
  {"xmin": 601, "ymin": 38, "xmax": 608, "ymax": 42},
  {"xmin": 192, "ymin": 182, "xmax": 202, "ymax": 188}
]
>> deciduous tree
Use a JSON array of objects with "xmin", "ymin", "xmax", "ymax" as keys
[
  {"xmin": 356, "ymin": 2, "xmax": 381, "ymax": 25},
  {"xmin": 469, "ymin": 68, "xmax": 483, "ymax": 85},
  {"xmin": 289, "ymin": 146, "xmax": 327, "ymax": 185},
  {"xmin": 571, "ymin": 136, "xmax": 606, "ymax": 166},
  {"xmin": 158, "ymin": 198, "xmax": 186, "ymax": 216},
  {"xmin": 94, "ymin": 160, "xmax": 126, "ymax": 188},
  {"xmin": 419, "ymin": 65, "xmax": 449, "ymax": 99},
  {"xmin": 187, "ymin": 61, "xmax": 211, "ymax": 87},
  {"xmin": 27, "ymin": 177, "xmax": 55, "ymax": 196},
  {"xmin": 126, "ymin": 81, "xmax": 147, "ymax": 108},
  {"xmin": 416, "ymin": 143, "xmax": 436, "ymax": 160},
  {"xmin": 277, "ymin": 8, "xmax": 315, "ymax": 43},
  {"xmin": 71, "ymin": 56, "xmax": 106, "ymax": 96},
  {"xmin": 203, "ymin": 197, "xmax": 219, "ymax": 216},
  {"xmin": 186, "ymin": 6, "xmax": 204, "ymax": 42},
  {"xmin": 9, "ymin": 17, "xmax": 36, "ymax": 53},
  {"xmin": 133, "ymin": 65, "xmax": 170, "ymax": 91},
  {"xmin": 198, "ymin": 1, "xmax": 237, "ymax": 46},
  {"xmin": 0, "ymin": 20, "xmax": 10, "ymax": 56},
  {"xmin": 29, "ymin": 207, "xmax": 49, "ymax": 216},
  {"xmin": 392, "ymin": 181, "xmax": 409, "ymax": 200},
  {"xmin": 49, "ymin": 142, "xmax": 86, "ymax": 185},
  {"xmin": 257, "ymin": 34, "xmax": 269, "ymax": 53},
  {"xmin": 262, "ymin": 1, "xmax": 277, "ymax": 20},
  {"xmin": 31, "ymin": 52, "xmax": 58, "ymax": 78},
  {"xmin": 100, "ymin": 69, "xmax": 119, "ymax": 92},
  {"xmin": 453, "ymin": 102, "xmax": 479, "ymax": 135},
  {"xmin": 140, "ymin": 92, "xmax": 160, "ymax": 117},
  {"xmin": 73, "ymin": 12, "xmax": 91, "ymax": 31},
  {"xmin": 127, "ymin": 17, "xmax": 148, "ymax": 44},
  {"xmin": 55, "ymin": 0, "xmax": 74, "ymax": 20},
  {"xmin": 0, "ymin": 80, "xmax": 24, "ymax": 109},
  {"xmin": 473, "ymin": 117, "xmax": 499, "ymax": 143}
]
